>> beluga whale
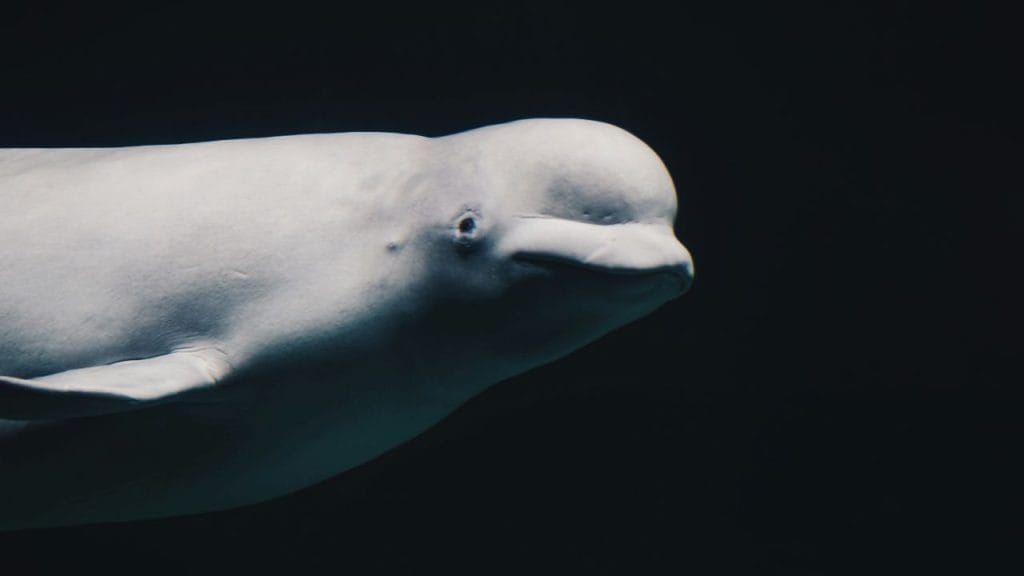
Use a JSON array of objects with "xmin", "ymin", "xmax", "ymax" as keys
[{"xmin": 0, "ymin": 118, "xmax": 694, "ymax": 530}]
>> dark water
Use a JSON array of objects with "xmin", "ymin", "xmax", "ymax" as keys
[{"xmin": 0, "ymin": 2, "xmax": 1015, "ymax": 573}]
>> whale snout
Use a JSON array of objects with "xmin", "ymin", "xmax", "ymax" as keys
[{"xmin": 664, "ymin": 241, "xmax": 695, "ymax": 296}]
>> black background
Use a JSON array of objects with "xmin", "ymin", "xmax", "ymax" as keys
[{"xmin": 0, "ymin": 2, "xmax": 1017, "ymax": 573}]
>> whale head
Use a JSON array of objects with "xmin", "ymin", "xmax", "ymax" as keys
[{"xmin": 390, "ymin": 119, "xmax": 694, "ymax": 394}]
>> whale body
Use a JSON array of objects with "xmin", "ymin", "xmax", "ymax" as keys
[{"xmin": 0, "ymin": 118, "xmax": 693, "ymax": 530}]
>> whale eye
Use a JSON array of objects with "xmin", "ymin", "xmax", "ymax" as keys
[
  {"xmin": 453, "ymin": 213, "xmax": 481, "ymax": 254},
  {"xmin": 458, "ymin": 217, "xmax": 477, "ymax": 234}
]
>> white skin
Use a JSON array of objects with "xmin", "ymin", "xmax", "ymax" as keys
[{"xmin": 0, "ymin": 118, "xmax": 693, "ymax": 529}]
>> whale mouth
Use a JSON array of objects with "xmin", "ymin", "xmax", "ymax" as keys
[
  {"xmin": 514, "ymin": 252, "xmax": 691, "ymax": 282},
  {"xmin": 513, "ymin": 253, "xmax": 692, "ymax": 297},
  {"xmin": 502, "ymin": 217, "xmax": 694, "ymax": 293}
]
